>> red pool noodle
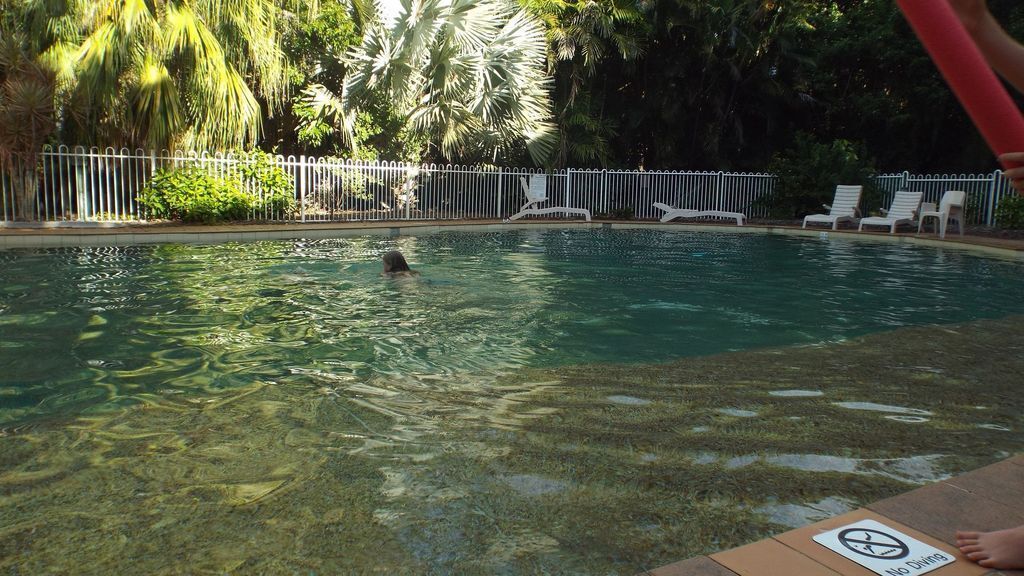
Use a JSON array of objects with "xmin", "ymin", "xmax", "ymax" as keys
[{"xmin": 896, "ymin": 0, "xmax": 1024, "ymax": 169}]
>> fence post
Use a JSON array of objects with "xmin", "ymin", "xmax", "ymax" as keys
[
  {"xmin": 405, "ymin": 168, "xmax": 411, "ymax": 221},
  {"xmin": 566, "ymin": 168, "xmax": 573, "ymax": 218},
  {"xmin": 986, "ymin": 169, "xmax": 1000, "ymax": 226},
  {"xmin": 602, "ymin": 170, "xmax": 608, "ymax": 214},
  {"xmin": 716, "ymin": 171, "xmax": 724, "ymax": 210},
  {"xmin": 76, "ymin": 151, "xmax": 88, "ymax": 222},
  {"xmin": 299, "ymin": 155, "xmax": 307, "ymax": 223},
  {"xmin": 497, "ymin": 167, "xmax": 503, "ymax": 220}
]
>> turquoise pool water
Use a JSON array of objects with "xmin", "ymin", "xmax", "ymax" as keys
[
  {"xmin": 3, "ymin": 230, "xmax": 1023, "ymax": 422},
  {"xmin": 1, "ymin": 229, "xmax": 1023, "ymax": 574}
]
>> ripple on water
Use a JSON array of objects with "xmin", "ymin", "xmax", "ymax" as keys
[
  {"xmin": 716, "ymin": 408, "xmax": 758, "ymax": 417},
  {"xmin": 884, "ymin": 415, "xmax": 930, "ymax": 424},
  {"xmin": 769, "ymin": 390, "xmax": 824, "ymax": 398},
  {"xmin": 606, "ymin": 395, "xmax": 651, "ymax": 406},
  {"xmin": 832, "ymin": 402, "xmax": 932, "ymax": 416},
  {"xmin": 765, "ymin": 453, "xmax": 948, "ymax": 483},
  {"xmin": 757, "ymin": 496, "xmax": 856, "ymax": 529},
  {"xmin": 501, "ymin": 474, "xmax": 571, "ymax": 496}
]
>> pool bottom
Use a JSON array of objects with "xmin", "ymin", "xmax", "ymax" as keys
[{"xmin": 0, "ymin": 317, "xmax": 1022, "ymax": 575}]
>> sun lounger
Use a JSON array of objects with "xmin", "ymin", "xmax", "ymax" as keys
[
  {"xmin": 859, "ymin": 190, "xmax": 922, "ymax": 233},
  {"xmin": 506, "ymin": 175, "xmax": 591, "ymax": 222},
  {"xmin": 652, "ymin": 202, "xmax": 745, "ymax": 225},
  {"xmin": 803, "ymin": 185, "xmax": 863, "ymax": 230}
]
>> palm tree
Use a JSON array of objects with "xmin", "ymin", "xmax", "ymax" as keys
[
  {"xmin": 520, "ymin": 0, "xmax": 647, "ymax": 167},
  {"xmin": 0, "ymin": 35, "xmax": 56, "ymax": 220},
  {"xmin": 302, "ymin": 0, "xmax": 558, "ymax": 165},
  {"xmin": 17, "ymin": 0, "xmax": 292, "ymax": 150}
]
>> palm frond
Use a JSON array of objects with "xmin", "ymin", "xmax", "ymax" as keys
[{"xmin": 130, "ymin": 58, "xmax": 184, "ymax": 149}]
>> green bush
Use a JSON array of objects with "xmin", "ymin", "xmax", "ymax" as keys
[
  {"xmin": 238, "ymin": 151, "xmax": 296, "ymax": 216},
  {"xmin": 761, "ymin": 134, "xmax": 878, "ymax": 219},
  {"xmin": 995, "ymin": 194, "xmax": 1024, "ymax": 229},
  {"xmin": 138, "ymin": 167, "xmax": 257, "ymax": 223}
]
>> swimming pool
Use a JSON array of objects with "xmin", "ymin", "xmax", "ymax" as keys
[{"xmin": 1, "ymin": 229, "xmax": 1023, "ymax": 574}]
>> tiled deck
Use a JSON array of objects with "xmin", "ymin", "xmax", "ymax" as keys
[{"xmin": 645, "ymin": 455, "xmax": 1024, "ymax": 576}]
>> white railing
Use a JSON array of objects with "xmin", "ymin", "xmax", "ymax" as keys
[
  {"xmin": 874, "ymin": 171, "xmax": 1015, "ymax": 226},
  {"xmin": 0, "ymin": 145, "xmax": 1015, "ymax": 226}
]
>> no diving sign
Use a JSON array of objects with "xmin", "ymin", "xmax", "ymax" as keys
[{"xmin": 813, "ymin": 519, "xmax": 954, "ymax": 575}]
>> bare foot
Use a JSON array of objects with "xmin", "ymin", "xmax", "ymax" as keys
[{"xmin": 956, "ymin": 525, "xmax": 1024, "ymax": 569}]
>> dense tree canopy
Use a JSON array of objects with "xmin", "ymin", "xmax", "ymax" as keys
[{"xmin": 3, "ymin": 0, "xmax": 1024, "ymax": 171}]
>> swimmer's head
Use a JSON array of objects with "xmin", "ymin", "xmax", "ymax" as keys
[{"xmin": 382, "ymin": 250, "xmax": 412, "ymax": 273}]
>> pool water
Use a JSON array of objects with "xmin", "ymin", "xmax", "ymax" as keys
[{"xmin": 1, "ymin": 229, "xmax": 1023, "ymax": 574}]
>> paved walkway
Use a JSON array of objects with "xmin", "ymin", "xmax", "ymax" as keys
[{"xmin": 645, "ymin": 455, "xmax": 1024, "ymax": 576}]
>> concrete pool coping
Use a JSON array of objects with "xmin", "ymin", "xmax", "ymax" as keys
[
  {"xmin": 2, "ymin": 219, "xmax": 1024, "ymax": 260},
  {"xmin": 644, "ymin": 454, "xmax": 1024, "ymax": 576}
]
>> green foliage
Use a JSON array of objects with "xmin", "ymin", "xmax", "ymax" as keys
[
  {"xmin": 340, "ymin": 0, "xmax": 558, "ymax": 165},
  {"xmin": 603, "ymin": 0, "xmax": 819, "ymax": 170},
  {"xmin": 762, "ymin": 134, "xmax": 877, "ymax": 219},
  {"xmin": 798, "ymin": 0, "xmax": 988, "ymax": 172},
  {"xmin": 238, "ymin": 151, "xmax": 296, "ymax": 215},
  {"xmin": 16, "ymin": 0, "xmax": 290, "ymax": 150},
  {"xmin": 286, "ymin": 1, "xmax": 360, "ymax": 86},
  {"xmin": 598, "ymin": 206, "xmax": 634, "ymax": 219},
  {"xmin": 0, "ymin": 32, "xmax": 56, "ymax": 220},
  {"xmin": 995, "ymin": 194, "xmax": 1024, "ymax": 229},
  {"xmin": 138, "ymin": 167, "xmax": 254, "ymax": 223}
]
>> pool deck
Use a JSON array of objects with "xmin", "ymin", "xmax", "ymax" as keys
[
  {"xmin": 643, "ymin": 454, "xmax": 1024, "ymax": 576},
  {"xmin": 2, "ymin": 219, "xmax": 1024, "ymax": 259}
]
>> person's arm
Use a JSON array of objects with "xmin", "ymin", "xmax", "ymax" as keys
[
  {"xmin": 949, "ymin": 0, "xmax": 1024, "ymax": 94},
  {"xmin": 949, "ymin": 0, "xmax": 1024, "ymax": 191}
]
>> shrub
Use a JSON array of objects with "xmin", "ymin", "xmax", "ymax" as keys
[
  {"xmin": 995, "ymin": 194, "xmax": 1024, "ymax": 229},
  {"xmin": 138, "ymin": 167, "xmax": 256, "ymax": 223},
  {"xmin": 238, "ymin": 151, "xmax": 296, "ymax": 216},
  {"xmin": 762, "ymin": 134, "xmax": 878, "ymax": 219},
  {"xmin": 608, "ymin": 206, "xmax": 634, "ymax": 220}
]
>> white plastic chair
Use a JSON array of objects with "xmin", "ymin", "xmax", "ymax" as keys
[
  {"xmin": 651, "ymin": 202, "xmax": 745, "ymax": 225},
  {"xmin": 803, "ymin": 185, "xmax": 863, "ymax": 230},
  {"xmin": 506, "ymin": 175, "xmax": 591, "ymax": 222},
  {"xmin": 859, "ymin": 190, "xmax": 923, "ymax": 233},
  {"xmin": 917, "ymin": 190, "xmax": 966, "ymax": 239}
]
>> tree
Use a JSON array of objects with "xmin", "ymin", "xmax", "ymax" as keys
[
  {"xmin": 17, "ymin": 0, "xmax": 292, "ymax": 151},
  {"xmin": 523, "ymin": 0, "xmax": 648, "ymax": 167},
  {"xmin": 301, "ymin": 0, "xmax": 559, "ymax": 165},
  {"xmin": 797, "ymin": 0, "xmax": 1024, "ymax": 173},
  {"xmin": 0, "ymin": 34, "xmax": 56, "ymax": 220},
  {"xmin": 602, "ymin": 0, "xmax": 816, "ymax": 170}
]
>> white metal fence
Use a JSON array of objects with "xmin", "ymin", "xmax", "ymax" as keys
[
  {"xmin": 874, "ymin": 171, "xmax": 1015, "ymax": 226},
  {"xmin": 0, "ymin": 145, "xmax": 1017, "ymax": 226}
]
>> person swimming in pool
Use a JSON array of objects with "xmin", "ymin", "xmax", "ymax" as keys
[
  {"xmin": 381, "ymin": 250, "xmax": 419, "ymax": 277},
  {"xmin": 947, "ymin": 2, "xmax": 1024, "ymax": 568}
]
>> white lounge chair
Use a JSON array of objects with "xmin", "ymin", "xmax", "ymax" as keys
[
  {"xmin": 859, "ymin": 190, "xmax": 923, "ymax": 233},
  {"xmin": 651, "ymin": 202, "xmax": 745, "ymax": 225},
  {"xmin": 917, "ymin": 190, "xmax": 965, "ymax": 239},
  {"xmin": 506, "ymin": 175, "xmax": 591, "ymax": 222},
  {"xmin": 803, "ymin": 185, "xmax": 863, "ymax": 230}
]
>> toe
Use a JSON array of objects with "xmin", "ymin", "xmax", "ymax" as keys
[{"xmin": 958, "ymin": 544, "xmax": 983, "ymax": 554}]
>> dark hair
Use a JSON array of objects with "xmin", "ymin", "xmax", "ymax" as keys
[{"xmin": 382, "ymin": 250, "xmax": 412, "ymax": 272}]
